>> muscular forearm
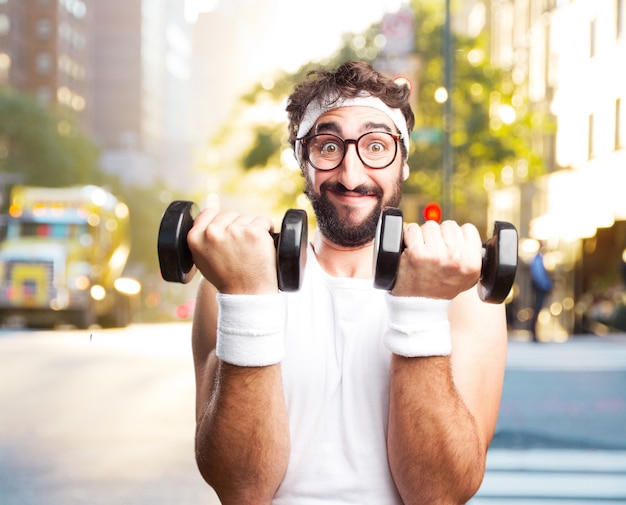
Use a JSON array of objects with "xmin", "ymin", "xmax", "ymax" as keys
[
  {"xmin": 195, "ymin": 359, "xmax": 290, "ymax": 504},
  {"xmin": 387, "ymin": 355, "xmax": 486, "ymax": 505}
]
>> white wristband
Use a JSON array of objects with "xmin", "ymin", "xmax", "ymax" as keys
[
  {"xmin": 384, "ymin": 292, "xmax": 452, "ymax": 357},
  {"xmin": 216, "ymin": 293, "xmax": 286, "ymax": 367}
]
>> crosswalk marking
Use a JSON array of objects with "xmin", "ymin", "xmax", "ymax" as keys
[{"xmin": 471, "ymin": 449, "xmax": 626, "ymax": 504}]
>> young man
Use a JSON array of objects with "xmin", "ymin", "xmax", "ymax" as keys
[{"xmin": 188, "ymin": 61, "xmax": 507, "ymax": 505}]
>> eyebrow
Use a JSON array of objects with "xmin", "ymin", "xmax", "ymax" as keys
[{"xmin": 314, "ymin": 120, "xmax": 395, "ymax": 135}]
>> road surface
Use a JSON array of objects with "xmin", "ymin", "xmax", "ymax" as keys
[{"xmin": 1, "ymin": 325, "xmax": 625, "ymax": 504}]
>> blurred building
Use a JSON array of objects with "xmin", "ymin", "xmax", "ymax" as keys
[
  {"xmin": 488, "ymin": 0, "xmax": 626, "ymax": 338},
  {"xmin": 91, "ymin": 0, "xmax": 194, "ymax": 190},
  {"xmin": 0, "ymin": 0, "xmax": 91, "ymax": 127},
  {"xmin": 190, "ymin": 6, "xmax": 241, "ymax": 146},
  {"xmin": 0, "ymin": 0, "xmax": 196, "ymax": 190}
]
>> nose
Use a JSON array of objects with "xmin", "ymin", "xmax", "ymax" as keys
[{"xmin": 336, "ymin": 142, "xmax": 368, "ymax": 191}]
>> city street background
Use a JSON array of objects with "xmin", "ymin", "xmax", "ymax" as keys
[
  {"xmin": 1, "ymin": 1, "xmax": 626, "ymax": 502},
  {"xmin": 1, "ymin": 324, "xmax": 625, "ymax": 504}
]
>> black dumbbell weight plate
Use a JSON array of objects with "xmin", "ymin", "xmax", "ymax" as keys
[
  {"xmin": 478, "ymin": 221, "xmax": 518, "ymax": 304},
  {"xmin": 373, "ymin": 208, "xmax": 404, "ymax": 290},
  {"xmin": 276, "ymin": 209, "xmax": 308, "ymax": 292},
  {"xmin": 157, "ymin": 200, "xmax": 199, "ymax": 283}
]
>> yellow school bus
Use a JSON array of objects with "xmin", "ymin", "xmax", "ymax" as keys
[{"xmin": 0, "ymin": 185, "xmax": 140, "ymax": 328}]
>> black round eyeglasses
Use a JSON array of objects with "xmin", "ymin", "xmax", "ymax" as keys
[{"xmin": 298, "ymin": 131, "xmax": 402, "ymax": 170}]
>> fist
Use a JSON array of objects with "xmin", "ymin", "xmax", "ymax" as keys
[
  {"xmin": 391, "ymin": 220, "xmax": 482, "ymax": 299},
  {"xmin": 187, "ymin": 208, "xmax": 278, "ymax": 294}
]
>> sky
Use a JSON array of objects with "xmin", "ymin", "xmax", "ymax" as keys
[
  {"xmin": 184, "ymin": 0, "xmax": 410, "ymax": 143},
  {"xmin": 185, "ymin": 0, "xmax": 407, "ymax": 75}
]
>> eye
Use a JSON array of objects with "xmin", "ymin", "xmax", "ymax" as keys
[
  {"xmin": 362, "ymin": 135, "xmax": 390, "ymax": 156},
  {"xmin": 319, "ymin": 138, "xmax": 341, "ymax": 155},
  {"xmin": 320, "ymin": 140, "xmax": 339, "ymax": 154},
  {"xmin": 367, "ymin": 140, "xmax": 386, "ymax": 154}
]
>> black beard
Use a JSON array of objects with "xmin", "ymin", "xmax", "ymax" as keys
[{"xmin": 304, "ymin": 176, "xmax": 403, "ymax": 248}]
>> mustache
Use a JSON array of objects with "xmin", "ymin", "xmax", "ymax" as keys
[{"xmin": 320, "ymin": 181, "xmax": 383, "ymax": 198}]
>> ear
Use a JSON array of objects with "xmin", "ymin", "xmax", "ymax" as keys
[{"xmin": 402, "ymin": 161, "xmax": 409, "ymax": 181}]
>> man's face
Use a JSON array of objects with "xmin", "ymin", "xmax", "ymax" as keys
[{"xmin": 301, "ymin": 106, "xmax": 409, "ymax": 248}]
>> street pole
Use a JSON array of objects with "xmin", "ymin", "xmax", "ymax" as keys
[{"xmin": 443, "ymin": 0, "xmax": 453, "ymax": 220}]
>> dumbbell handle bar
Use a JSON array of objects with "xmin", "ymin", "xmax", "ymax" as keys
[
  {"xmin": 157, "ymin": 201, "xmax": 307, "ymax": 291},
  {"xmin": 374, "ymin": 208, "xmax": 518, "ymax": 304}
]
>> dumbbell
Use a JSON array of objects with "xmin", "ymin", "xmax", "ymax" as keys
[
  {"xmin": 373, "ymin": 208, "xmax": 518, "ymax": 304},
  {"xmin": 157, "ymin": 200, "xmax": 308, "ymax": 292}
]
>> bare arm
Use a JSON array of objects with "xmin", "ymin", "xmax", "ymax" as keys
[
  {"xmin": 189, "ymin": 210, "xmax": 290, "ymax": 505},
  {"xmin": 387, "ymin": 289, "xmax": 506, "ymax": 504},
  {"xmin": 387, "ymin": 221, "xmax": 508, "ymax": 504}
]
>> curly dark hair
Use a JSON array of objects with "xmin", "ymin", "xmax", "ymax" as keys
[{"xmin": 286, "ymin": 61, "xmax": 415, "ymax": 158}]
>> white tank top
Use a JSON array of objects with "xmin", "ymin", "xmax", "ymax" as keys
[{"xmin": 274, "ymin": 247, "xmax": 403, "ymax": 504}]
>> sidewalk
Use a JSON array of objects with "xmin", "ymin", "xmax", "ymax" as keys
[{"xmin": 505, "ymin": 333, "xmax": 626, "ymax": 371}]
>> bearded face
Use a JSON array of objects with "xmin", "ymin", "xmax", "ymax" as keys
[{"xmin": 303, "ymin": 173, "xmax": 403, "ymax": 248}]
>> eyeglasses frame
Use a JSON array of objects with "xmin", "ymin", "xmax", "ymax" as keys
[{"xmin": 297, "ymin": 131, "xmax": 403, "ymax": 171}]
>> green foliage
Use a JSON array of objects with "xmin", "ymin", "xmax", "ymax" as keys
[
  {"xmin": 0, "ymin": 87, "xmax": 169, "ymax": 282},
  {"xmin": 200, "ymin": 1, "xmax": 550, "ymax": 229},
  {"xmin": 241, "ymin": 124, "xmax": 284, "ymax": 169},
  {"xmin": 398, "ymin": 0, "xmax": 550, "ymax": 227},
  {"xmin": 0, "ymin": 87, "xmax": 102, "ymax": 187}
]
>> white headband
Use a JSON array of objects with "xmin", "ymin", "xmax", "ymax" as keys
[{"xmin": 296, "ymin": 94, "xmax": 410, "ymax": 158}]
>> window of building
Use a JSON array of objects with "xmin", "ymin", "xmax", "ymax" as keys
[
  {"xmin": 35, "ymin": 52, "xmax": 52, "ymax": 74},
  {"xmin": 36, "ymin": 86, "xmax": 52, "ymax": 106},
  {"xmin": 60, "ymin": 0, "xmax": 87, "ymax": 19},
  {"xmin": 0, "ymin": 14, "xmax": 9, "ymax": 36},
  {"xmin": 73, "ymin": 1, "xmax": 87, "ymax": 19},
  {"xmin": 0, "ymin": 52, "xmax": 10, "ymax": 84},
  {"xmin": 588, "ymin": 113, "xmax": 595, "ymax": 159},
  {"xmin": 36, "ymin": 19, "xmax": 53, "ymax": 40},
  {"xmin": 617, "ymin": 98, "xmax": 623, "ymax": 150},
  {"xmin": 544, "ymin": 0, "xmax": 557, "ymax": 11},
  {"xmin": 590, "ymin": 19, "xmax": 596, "ymax": 58}
]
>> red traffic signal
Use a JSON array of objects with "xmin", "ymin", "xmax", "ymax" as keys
[{"xmin": 423, "ymin": 202, "xmax": 442, "ymax": 223}]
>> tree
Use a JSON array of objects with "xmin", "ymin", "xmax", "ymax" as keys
[
  {"xmin": 0, "ymin": 87, "xmax": 102, "ymax": 187},
  {"xmin": 400, "ymin": 1, "xmax": 549, "ymax": 228},
  {"xmin": 0, "ymin": 87, "xmax": 166, "ymax": 279},
  {"xmin": 196, "ymin": 1, "xmax": 550, "ymax": 231}
]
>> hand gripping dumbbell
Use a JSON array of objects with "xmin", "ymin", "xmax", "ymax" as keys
[
  {"xmin": 157, "ymin": 200, "xmax": 308, "ymax": 292},
  {"xmin": 373, "ymin": 208, "xmax": 518, "ymax": 304}
]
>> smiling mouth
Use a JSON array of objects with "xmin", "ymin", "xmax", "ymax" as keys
[
  {"xmin": 331, "ymin": 189, "xmax": 376, "ymax": 199},
  {"xmin": 324, "ymin": 182, "xmax": 382, "ymax": 199},
  {"xmin": 327, "ymin": 190, "xmax": 379, "ymax": 211}
]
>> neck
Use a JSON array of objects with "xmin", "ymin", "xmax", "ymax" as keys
[{"xmin": 311, "ymin": 232, "xmax": 375, "ymax": 279}]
